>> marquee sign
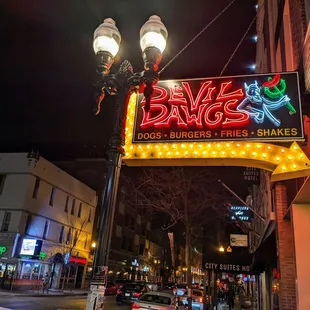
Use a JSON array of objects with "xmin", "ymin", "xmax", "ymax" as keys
[
  {"xmin": 123, "ymin": 72, "xmax": 310, "ymax": 182},
  {"xmin": 133, "ymin": 72, "xmax": 303, "ymax": 143},
  {"xmin": 230, "ymin": 206, "xmax": 252, "ymax": 221},
  {"xmin": 204, "ymin": 263, "xmax": 251, "ymax": 272}
]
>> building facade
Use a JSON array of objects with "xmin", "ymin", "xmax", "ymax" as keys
[
  {"xmin": 0, "ymin": 152, "xmax": 97, "ymax": 290},
  {"xmin": 255, "ymin": 1, "xmax": 310, "ymax": 309}
]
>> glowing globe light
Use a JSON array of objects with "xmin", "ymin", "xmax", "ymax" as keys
[
  {"xmin": 140, "ymin": 15, "xmax": 168, "ymax": 53},
  {"xmin": 93, "ymin": 18, "xmax": 121, "ymax": 56}
]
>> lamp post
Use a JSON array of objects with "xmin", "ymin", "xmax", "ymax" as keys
[{"xmin": 86, "ymin": 16, "xmax": 168, "ymax": 310}]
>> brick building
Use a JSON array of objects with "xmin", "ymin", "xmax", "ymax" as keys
[{"xmin": 255, "ymin": 1, "xmax": 310, "ymax": 309}]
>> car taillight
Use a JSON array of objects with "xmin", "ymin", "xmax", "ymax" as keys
[
  {"xmin": 132, "ymin": 304, "xmax": 140, "ymax": 309},
  {"xmin": 133, "ymin": 292, "xmax": 142, "ymax": 297},
  {"xmin": 117, "ymin": 290, "xmax": 123, "ymax": 295},
  {"xmin": 199, "ymin": 297, "xmax": 203, "ymax": 303}
]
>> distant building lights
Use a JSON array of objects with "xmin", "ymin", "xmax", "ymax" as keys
[
  {"xmin": 253, "ymin": 35, "xmax": 258, "ymax": 42},
  {"xmin": 255, "ymin": 4, "xmax": 258, "ymax": 10},
  {"xmin": 250, "ymin": 64, "xmax": 256, "ymax": 71}
]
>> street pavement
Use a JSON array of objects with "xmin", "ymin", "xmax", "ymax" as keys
[{"xmin": 0, "ymin": 295, "xmax": 132, "ymax": 310}]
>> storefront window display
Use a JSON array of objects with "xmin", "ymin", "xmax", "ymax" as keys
[{"xmin": 19, "ymin": 261, "xmax": 49, "ymax": 280}]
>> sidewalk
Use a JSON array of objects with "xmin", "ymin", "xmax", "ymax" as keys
[{"xmin": 0, "ymin": 288, "xmax": 88, "ymax": 297}]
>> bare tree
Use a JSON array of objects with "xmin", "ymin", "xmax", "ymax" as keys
[{"xmin": 126, "ymin": 167, "xmax": 230, "ymax": 309}]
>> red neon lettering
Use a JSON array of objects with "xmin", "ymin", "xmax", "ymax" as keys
[
  {"xmin": 216, "ymin": 81, "xmax": 243, "ymax": 101},
  {"xmin": 222, "ymin": 99, "xmax": 250, "ymax": 128},
  {"xmin": 182, "ymin": 81, "xmax": 212, "ymax": 112},
  {"xmin": 204, "ymin": 102, "xmax": 223, "ymax": 129},
  {"xmin": 155, "ymin": 105, "xmax": 187, "ymax": 128},
  {"xmin": 180, "ymin": 105, "xmax": 206, "ymax": 129},
  {"xmin": 140, "ymin": 86, "xmax": 169, "ymax": 129},
  {"xmin": 168, "ymin": 86, "xmax": 187, "ymax": 105}
]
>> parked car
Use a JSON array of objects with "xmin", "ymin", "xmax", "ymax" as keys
[
  {"xmin": 116, "ymin": 282, "xmax": 148, "ymax": 305},
  {"xmin": 132, "ymin": 292, "xmax": 186, "ymax": 309},
  {"xmin": 180, "ymin": 289, "xmax": 208, "ymax": 310},
  {"xmin": 105, "ymin": 282, "xmax": 118, "ymax": 295},
  {"xmin": 173, "ymin": 284, "xmax": 188, "ymax": 296}
]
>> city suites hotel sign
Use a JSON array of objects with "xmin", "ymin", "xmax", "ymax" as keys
[{"xmin": 123, "ymin": 72, "xmax": 310, "ymax": 182}]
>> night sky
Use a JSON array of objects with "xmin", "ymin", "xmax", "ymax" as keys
[{"xmin": 0, "ymin": 0, "xmax": 257, "ymax": 158}]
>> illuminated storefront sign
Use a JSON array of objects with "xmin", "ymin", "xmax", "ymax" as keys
[
  {"xmin": 133, "ymin": 73, "xmax": 303, "ymax": 143},
  {"xmin": 124, "ymin": 73, "xmax": 310, "ymax": 182},
  {"xmin": 0, "ymin": 246, "xmax": 7, "ymax": 255},
  {"xmin": 230, "ymin": 206, "xmax": 252, "ymax": 221},
  {"xmin": 69, "ymin": 257, "xmax": 87, "ymax": 264},
  {"xmin": 20, "ymin": 239, "xmax": 42, "ymax": 257},
  {"xmin": 204, "ymin": 262, "xmax": 251, "ymax": 272}
]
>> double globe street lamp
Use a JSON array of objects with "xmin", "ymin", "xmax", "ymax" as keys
[{"xmin": 89, "ymin": 15, "xmax": 168, "ymax": 303}]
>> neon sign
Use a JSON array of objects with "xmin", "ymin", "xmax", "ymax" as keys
[
  {"xmin": 133, "ymin": 72, "xmax": 303, "ymax": 142},
  {"xmin": 230, "ymin": 206, "xmax": 252, "ymax": 221},
  {"xmin": 0, "ymin": 246, "xmax": 7, "ymax": 255}
]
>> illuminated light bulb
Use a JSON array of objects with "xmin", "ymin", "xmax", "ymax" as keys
[
  {"xmin": 194, "ymin": 151, "xmax": 198, "ymax": 155},
  {"xmin": 147, "ymin": 145, "xmax": 150, "ymax": 149},
  {"xmin": 130, "ymin": 146, "xmax": 134, "ymax": 150},
  {"xmin": 246, "ymin": 144, "xmax": 250, "ymax": 148},
  {"xmin": 231, "ymin": 151, "xmax": 236, "ymax": 155},
  {"xmin": 288, "ymin": 156, "xmax": 292, "ymax": 160},
  {"xmin": 216, "ymin": 143, "xmax": 221, "ymax": 148},
  {"xmin": 167, "ymin": 152, "xmax": 171, "ymax": 156},
  {"xmin": 241, "ymin": 151, "xmax": 246, "ymax": 156},
  {"xmin": 128, "ymin": 133, "xmax": 132, "ymax": 137},
  {"xmin": 281, "ymin": 149, "xmax": 285, "ymax": 153},
  {"xmin": 293, "ymin": 164, "xmax": 297, "ymax": 169},
  {"xmin": 125, "ymin": 127, "xmax": 129, "ymax": 132},
  {"xmin": 172, "ymin": 144, "xmax": 176, "ymax": 149},
  {"xmin": 207, "ymin": 144, "xmax": 212, "ymax": 148},
  {"xmin": 256, "ymin": 144, "xmax": 261, "ymax": 149},
  {"xmin": 190, "ymin": 144, "xmax": 193, "ymax": 148},
  {"xmin": 252, "ymin": 152, "xmax": 256, "ymax": 156},
  {"xmin": 236, "ymin": 144, "xmax": 240, "ymax": 147},
  {"xmin": 142, "ymin": 153, "xmax": 146, "ymax": 157},
  {"xmin": 155, "ymin": 145, "xmax": 159, "ymax": 149},
  {"xmin": 276, "ymin": 157, "xmax": 280, "ymax": 161},
  {"xmin": 300, "ymin": 153, "xmax": 304, "ymax": 158},
  {"xmin": 185, "ymin": 151, "xmax": 189, "ymax": 156},
  {"xmin": 176, "ymin": 152, "xmax": 180, "ymax": 156},
  {"xmin": 129, "ymin": 122, "xmax": 133, "ymax": 126},
  {"xmin": 181, "ymin": 144, "xmax": 185, "ymax": 148},
  {"xmin": 221, "ymin": 151, "xmax": 226, "ymax": 155},
  {"xmin": 267, "ymin": 146, "xmax": 271, "ymax": 150},
  {"xmin": 163, "ymin": 145, "xmax": 167, "ymax": 149},
  {"xmin": 293, "ymin": 145, "xmax": 297, "ymax": 150},
  {"xmin": 138, "ymin": 145, "xmax": 142, "ymax": 150},
  {"xmin": 203, "ymin": 151, "xmax": 207, "ymax": 155},
  {"xmin": 159, "ymin": 152, "xmax": 163, "ymax": 156},
  {"xmin": 226, "ymin": 143, "xmax": 230, "ymax": 148},
  {"xmin": 281, "ymin": 166, "xmax": 286, "ymax": 171},
  {"xmin": 262, "ymin": 153, "xmax": 267, "ymax": 158},
  {"xmin": 212, "ymin": 151, "xmax": 216, "ymax": 155}
]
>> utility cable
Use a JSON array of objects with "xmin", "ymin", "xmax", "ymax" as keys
[
  {"xmin": 159, "ymin": 0, "xmax": 238, "ymax": 74},
  {"xmin": 219, "ymin": 15, "xmax": 257, "ymax": 76}
]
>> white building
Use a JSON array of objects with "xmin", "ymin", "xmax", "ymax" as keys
[{"xmin": 0, "ymin": 152, "xmax": 97, "ymax": 290}]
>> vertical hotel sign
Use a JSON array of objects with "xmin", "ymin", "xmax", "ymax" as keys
[{"xmin": 133, "ymin": 72, "xmax": 303, "ymax": 142}]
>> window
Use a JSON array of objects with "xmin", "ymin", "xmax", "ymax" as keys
[
  {"xmin": 88, "ymin": 209, "xmax": 92, "ymax": 222},
  {"xmin": 1, "ymin": 212, "xmax": 11, "ymax": 232},
  {"xmin": 59, "ymin": 226, "xmax": 64, "ymax": 243},
  {"xmin": 49, "ymin": 188, "xmax": 55, "ymax": 206},
  {"xmin": 84, "ymin": 235, "xmax": 88, "ymax": 249},
  {"xmin": 64, "ymin": 196, "xmax": 69, "ymax": 213},
  {"xmin": 71, "ymin": 199, "xmax": 76, "ymax": 215},
  {"xmin": 78, "ymin": 203, "xmax": 82, "ymax": 218},
  {"xmin": 66, "ymin": 228, "xmax": 72, "ymax": 244},
  {"xmin": 43, "ymin": 220, "xmax": 50, "ymax": 239},
  {"xmin": 0, "ymin": 175, "xmax": 6, "ymax": 195},
  {"xmin": 73, "ymin": 230, "xmax": 78, "ymax": 247},
  {"xmin": 32, "ymin": 179, "xmax": 40, "ymax": 199},
  {"xmin": 25, "ymin": 214, "xmax": 32, "ymax": 234}
]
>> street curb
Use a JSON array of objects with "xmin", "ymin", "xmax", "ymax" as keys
[{"xmin": 4, "ymin": 293, "xmax": 88, "ymax": 297}]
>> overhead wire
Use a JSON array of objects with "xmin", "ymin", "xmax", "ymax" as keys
[{"xmin": 158, "ymin": 0, "xmax": 238, "ymax": 74}]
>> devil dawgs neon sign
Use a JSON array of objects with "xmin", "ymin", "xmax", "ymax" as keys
[{"xmin": 133, "ymin": 73, "xmax": 303, "ymax": 142}]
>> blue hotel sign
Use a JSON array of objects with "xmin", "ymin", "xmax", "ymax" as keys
[{"xmin": 230, "ymin": 206, "xmax": 252, "ymax": 221}]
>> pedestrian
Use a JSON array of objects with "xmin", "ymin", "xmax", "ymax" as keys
[
  {"xmin": 226, "ymin": 286, "xmax": 235, "ymax": 310},
  {"xmin": 239, "ymin": 287, "xmax": 246, "ymax": 310},
  {"xmin": 42, "ymin": 272, "xmax": 49, "ymax": 294}
]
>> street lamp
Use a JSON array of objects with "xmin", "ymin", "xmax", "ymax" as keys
[{"xmin": 88, "ymin": 15, "xmax": 168, "ymax": 309}]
